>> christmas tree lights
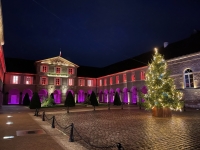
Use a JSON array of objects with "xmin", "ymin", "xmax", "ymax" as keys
[{"xmin": 143, "ymin": 48, "xmax": 183, "ymax": 111}]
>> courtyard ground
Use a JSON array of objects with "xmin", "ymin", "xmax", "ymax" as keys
[{"xmin": 1, "ymin": 105, "xmax": 200, "ymax": 150}]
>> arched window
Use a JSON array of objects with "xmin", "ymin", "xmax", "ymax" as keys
[{"xmin": 184, "ymin": 69, "xmax": 194, "ymax": 88}]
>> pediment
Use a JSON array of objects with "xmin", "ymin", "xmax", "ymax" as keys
[{"xmin": 35, "ymin": 56, "xmax": 79, "ymax": 67}]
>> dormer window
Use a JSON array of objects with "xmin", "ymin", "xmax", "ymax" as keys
[
  {"xmin": 87, "ymin": 80, "xmax": 93, "ymax": 86},
  {"xmin": 68, "ymin": 78, "xmax": 74, "ymax": 86}
]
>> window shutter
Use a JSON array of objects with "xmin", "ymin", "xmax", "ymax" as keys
[
  {"xmin": 40, "ymin": 77, "xmax": 42, "ymax": 85},
  {"xmin": 54, "ymin": 67, "xmax": 56, "ymax": 73},
  {"xmin": 10, "ymin": 75, "xmax": 13, "ymax": 84},
  {"xmin": 46, "ymin": 77, "xmax": 48, "ymax": 85},
  {"xmin": 54, "ymin": 78, "xmax": 56, "ymax": 85},
  {"xmin": 60, "ymin": 78, "xmax": 62, "ymax": 85},
  {"xmin": 40, "ymin": 65, "xmax": 43, "ymax": 72},
  {"xmin": 60, "ymin": 68, "xmax": 62, "ymax": 73}
]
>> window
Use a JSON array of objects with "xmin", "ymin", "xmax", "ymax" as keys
[
  {"xmin": 55, "ymin": 78, "xmax": 60, "ymax": 85},
  {"xmin": 132, "ymin": 72, "xmax": 135, "ymax": 81},
  {"xmin": 141, "ymin": 71, "xmax": 145, "ymax": 80},
  {"xmin": 56, "ymin": 67, "xmax": 61, "ymax": 74},
  {"xmin": 104, "ymin": 79, "xmax": 107, "ymax": 86},
  {"xmin": 116, "ymin": 76, "xmax": 119, "ymax": 84},
  {"xmin": 25, "ymin": 76, "xmax": 32, "ymax": 84},
  {"xmin": 68, "ymin": 78, "xmax": 73, "ymax": 86},
  {"xmin": 41, "ymin": 77, "xmax": 47, "ymax": 85},
  {"xmin": 110, "ymin": 77, "xmax": 112, "ymax": 85},
  {"xmin": 123, "ymin": 74, "xmax": 127, "ymax": 82},
  {"xmin": 99, "ymin": 79, "xmax": 102, "ymax": 86},
  {"xmin": 79, "ymin": 79, "xmax": 85, "ymax": 86},
  {"xmin": 87, "ymin": 80, "xmax": 93, "ymax": 86},
  {"xmin": 68, "ymin": 68, "xmax": 74, "ymax": 75},
  {"xmin": 41, "ymin": 65, "xmax": 47, "ymax": 72},
  {"xmin": 184, "ymin": 69, "xmax": 194, "ymax": 88},
  {"xmin": 12, "ymin": 76, "xmax": 19, "ymax": 84}
]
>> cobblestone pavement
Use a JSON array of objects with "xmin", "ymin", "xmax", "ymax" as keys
[{"xmin": 46, "ymin": 107, "xmax": 200, "ymax": 150}]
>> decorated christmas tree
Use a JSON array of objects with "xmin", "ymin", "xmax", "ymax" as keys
[{"xmin": 143, "ymin": 48, "xmax": 183, "ymax": 112}]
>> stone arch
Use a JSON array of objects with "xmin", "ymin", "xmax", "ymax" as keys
[
  {"xmin": 131, "ymin": 86, "xmax": 137, "ymax": 104},
  {"xmin": 141, "ymin": 86, "xmax": 148, "ymax": 94},
  {"xmin": 22, "ymin": 89, "xmax": 33, "ymax": 104},
  {"xmin": 53, "ymin": 89, "xmax": 61, "ymax": 104},
  {"xmin": 8, "ymin": 89, "xmax": 20, "ymax": 104},
  {"xmin": 123, "ymin": 87, "xmax": 128, "ymax": 103},
  {"xmin": 109, "ymin": 89, "xmax": 115, "ymax": 103},
  {"xmin": 78, "ymin": 90, "xmax": 85, "ymax": 103},
  {"xmin": 98, "ymin": 90, "xmax": 103, "ymax": 103},
  {"xmin": 103, "ymin": 89, "xmax": 108, "ymax": 103},
  {"xmin": 38, "ymin": 89, "xmax": 48, "ymax": 102}
]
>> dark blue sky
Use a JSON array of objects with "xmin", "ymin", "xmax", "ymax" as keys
[{"xmin": 2, "ymin": 0, "xmax": 200, "ymax": 67}]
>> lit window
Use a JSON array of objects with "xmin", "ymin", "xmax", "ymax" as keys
[
  {"xmin": 41, "ymin": 77, "xmax": 46, "ymax": 85},
  {"xmin": 87, "ymin": 80, "xmax": 93, "ymax": 86},
  {"xmin": 184, "ymin": 69, "xmax": 194, "ymax": 88},
  {"xmin": 55, "ymin": 78, "xmax": 60, "ymax": 85},
  {"xmin": 116, "ymin": 76, "xmax": 119, "ymax": 84},
  {"xmin": 132, "ymin": 73, "xmax": 135, "ymax": 81},
  {"xmin": 99, "ymin": 79, "xmax": 102, "ymax": 86},
  {"xmin": 104, "ymin": 79, "xmax": 107, "ymax": 86},
  {"xmin": 56, "ymin": 67, "xmax": 61, "ymax": 74},
  {"xmin": 25, "ymin": 76, "xmax": 32, "ymax": 84},
  {"xmin": 13, "ymin": 76, "xmax": 19, "ymax": 84},
  {"xmin": 123, "ymin": 74, "xmax": 127, "ymax": 82},
  {"xmin": 141, "ymin": 71, "xmax": 145, "ymax": 80},
  {"xmin": 69, "ymin": 79, "xmax": 73, "ymax": 86},
  {"xmin": 110, "ymin": 77, "xmax": 112, "ymax": 85},
  {"xmin": 79, "ymin": 79, "xmax": 85, "ymax": 86},
  {"xmin": 68, "ymin": 68, "xmax": 73, "ymax": 75},
  {"xmin": 42, "ymin": 66, "xmax": 47, "ymax": 72}
]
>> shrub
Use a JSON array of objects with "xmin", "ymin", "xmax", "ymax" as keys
[
  {"xmin": 113, "ymin": 92, "xmax": 121, "ymax": 106},
  {"xmin": 90, "ymin": 91, "xmax": 98, "ymax": 106},
  {"xmin": 83, "ymin": 94, "xmax": 91, "ymax": 104},
  {"xmin": 23, "ymin": 93, "xmax": 30, "ymax": 106},
  {"xmin": 29, "ymin": 92, "xmax": 41, "ymax": 109},
  {"xmin": 65, "ymin": 91, "xmax": 75, "ymax": 107},
  {"xmin": 41, "ymin": 96, "xmax": 54, "ymax": 107}
]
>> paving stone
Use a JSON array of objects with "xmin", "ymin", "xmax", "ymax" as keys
[{"xmin": 45, "ymin": 108, "xmax": 200, "ymax": 150}]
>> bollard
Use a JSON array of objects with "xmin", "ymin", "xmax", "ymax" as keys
[
  {"xmin": 42, "ymin": 111, "xmax": 45, "ymax": 121},
  {"xmin": 108, "ymin": 102, "xmax": 110, "ymax": 110},
  {"xmin": 67, "ymin": 106, "xmax": 69, "ymax": 114},
  {"xmin": 121, "ymin": 102, "xmax": 123, "ymax": 110},
  {"xmin": 34, "ymin": 108, "xmax": 38, "ymax": 116},
  {"xmin": 36, "ymin": 108, "xmax": 39, "ymax": 117},
  {"xmin": 52, "ymin": 116, "xmax": 55, "ymax": 128},
  {"xmin": 69, "ymin": 123, "xmax": 74, "ymax": 142},
  {"xmin": 184, "ymin": 104, "xmax": 186, "ymax": 112},
  {"xmin": 117, "ymin": 143, "xmax": 123, "ymax": 150}
]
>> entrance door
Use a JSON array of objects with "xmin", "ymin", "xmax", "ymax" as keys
[{"xmin": 11, "ymin": 95, "xmax": 18, "ymax": 104}]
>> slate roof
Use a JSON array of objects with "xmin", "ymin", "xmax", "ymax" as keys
[
  {"xmin": 4, "ymin": 31, "xmax": 200, "ymax": 77},
  {"xmin": 5, "ymin": 58, "xmax": 36, "ymax": 74}
]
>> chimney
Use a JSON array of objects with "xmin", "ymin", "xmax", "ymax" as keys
[{"xmin": 164, "ymin": 42, "xmax": 168, "ymax": 48}]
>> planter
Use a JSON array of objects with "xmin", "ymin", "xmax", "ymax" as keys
[{"xmin": 152, "ymin": 107, "xmax": 172, "ymax": 117}]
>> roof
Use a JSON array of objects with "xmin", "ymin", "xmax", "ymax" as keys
[
  {"xmin": 77, "ymin": 66, "xmax": 102, "ymax": 78},
  {"xmin": 5, "ymin": 58, "xmax": 36, "ymax": 74},
  {"xmin": 100, "ymin": 30, "xmax": 200, "ymax": 76},
  {"xmin": 35, "ymin": 56, "xmax": 79, "ymax": 67},
  {"xmin": 5, "ymin": 31, "xmax": 200, "ymax": 77}
]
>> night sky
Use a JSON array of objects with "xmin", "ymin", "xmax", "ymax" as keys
[{"xmin": 2, "ymin": 0, "xmax": 200, "ymax": 67}]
